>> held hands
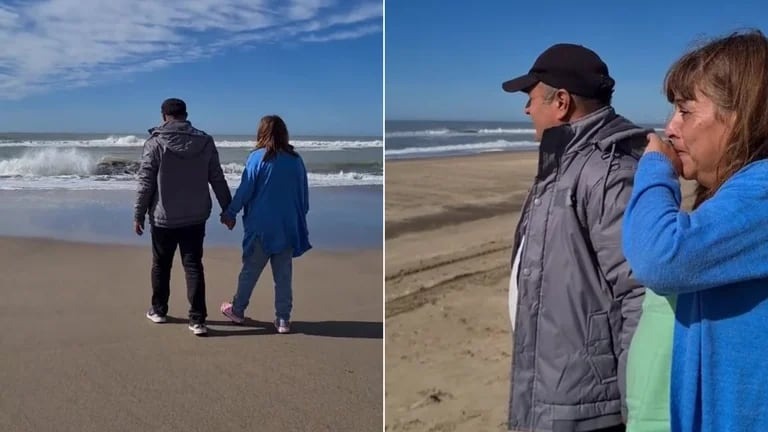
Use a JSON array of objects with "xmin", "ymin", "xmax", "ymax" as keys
[
  {"xmin": 220, "ymin": 213, "xmax": 236, "ymax": 231},
  {"xmin": 134, "ymin": 217, "xmax": 234, "ymax": 234},
  {"xmin": 645, "ymin": 133, "xmax": 682, "ymax": 175}
]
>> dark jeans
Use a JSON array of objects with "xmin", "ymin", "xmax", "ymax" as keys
[{"xmin": 150, "ymin": 223, "xmax": 207, "ymax": 324}]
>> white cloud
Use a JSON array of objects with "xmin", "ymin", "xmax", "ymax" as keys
[
  {"xmin": 0, "ymin": 0, "xmax": 381, "ymax": 99},
  {"xmin": 301, "ymin": 24, "xmax": 383, "ymax": 43}
]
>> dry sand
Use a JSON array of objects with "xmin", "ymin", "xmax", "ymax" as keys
[
  {"xmin": 0, "ymin": 238, "xmax": 382, "ymax": 432},
  {"xmin": 385, "ymin": 152, "xmax": 695, "ymax": 432}
]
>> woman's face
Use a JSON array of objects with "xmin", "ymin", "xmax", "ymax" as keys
[{"xmin": 665, "ymin": 88, "xmax": 732, "ymax": 187}]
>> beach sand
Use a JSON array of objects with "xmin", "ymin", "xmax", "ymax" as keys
[
  {"xmin": 0, "ymin": 237, "xmax": 382, "ymax": 432},
  {"xmin": 385, "ymin": 152, "xmax": 695, "ymax": 432}
]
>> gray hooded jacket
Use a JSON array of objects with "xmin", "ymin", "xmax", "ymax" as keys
[
  {"xmin": 508, "ymin": 107, "xmax": 648, "ymax": 432},
  {"xmin": 134, "ymin": 120, "xmax": 231, "ymax": 228}
]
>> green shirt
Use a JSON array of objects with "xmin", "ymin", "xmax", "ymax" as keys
[{"xmin": 626, "ymin": 290, "xmax": 675, "ymax": 432}]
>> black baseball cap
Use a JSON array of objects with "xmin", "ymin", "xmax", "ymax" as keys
[{"xmin": 502, "ymin": 44, "xmax": 615, "ymax": 98}]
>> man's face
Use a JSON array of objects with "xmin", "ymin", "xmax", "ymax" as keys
[{"xmin": 524, "ymin": 82, "xmax": 564, "ymax": 141}]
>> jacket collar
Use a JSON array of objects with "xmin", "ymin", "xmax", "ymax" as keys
[{"xmin": 539, "ymin": 106, "xmax": 615, "ymax": 157}]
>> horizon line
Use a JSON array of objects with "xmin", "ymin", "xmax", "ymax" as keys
[
  {"xmin": 385, "ymin": 118, "xmax": 666, "ymax": 125},
  {"xmin": 0, "ymin": 130, "xmax": 383, "ymax": 138}
]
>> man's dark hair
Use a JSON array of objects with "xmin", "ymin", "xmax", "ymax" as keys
[{"xmin": 161, "ymin": 98, "xmax": 187, "ymax": 119}]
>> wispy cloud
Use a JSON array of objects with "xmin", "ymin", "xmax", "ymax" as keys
[
  {"xmin": 301, "ymin": 24, "xmax": 382, "ymax": 43},
  {"xmin": 0, "ymin": 0, "xmax": 382, "ymax": 99}
]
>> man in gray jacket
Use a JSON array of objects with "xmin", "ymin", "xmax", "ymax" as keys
[
  {"xmin": 502, "ymin": 44, "xmax": 646, "ymax": 431},
  {"xmin": 134, "ymin": 98, "xmax": 232, "ymax": 336}
]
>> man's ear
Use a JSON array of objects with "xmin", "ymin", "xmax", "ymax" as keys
[{"xmin": 554, "ymin": 89, "xmax": 573, "ymax": 122}]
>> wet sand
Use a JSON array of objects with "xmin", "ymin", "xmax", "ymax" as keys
[{"xmin": 0, "ymin": 237, "xmax": 382, "ymax": 432}]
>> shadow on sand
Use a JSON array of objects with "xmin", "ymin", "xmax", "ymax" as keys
[{"xmin": 164, "ymin": 316, "xmax": 383, "ymax": 339}]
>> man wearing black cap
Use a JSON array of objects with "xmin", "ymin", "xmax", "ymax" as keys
[
  {"xmin": 503, "ymin": 44, "xmax": 647, "ymax": 432},
  {"xmin": 134, "ymin": 98, "xmax": 232, "ymax": 336}
]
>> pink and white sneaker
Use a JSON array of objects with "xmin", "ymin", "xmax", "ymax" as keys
[
  {"xmin": 220, "ymin": 302, "xmax": 245, "ymax": 324},
  {"xmin": 275, "ymin": 318, "xmax": 291, "ymax": 334}
]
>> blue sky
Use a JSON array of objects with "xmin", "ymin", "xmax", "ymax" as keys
[
  {"xmin": 0, "ymin": 1, "xmax": 382, "ymax": 136},
  {"xmin": 386, "ymin": 0, "xmax": 768, "ymax": 125}
]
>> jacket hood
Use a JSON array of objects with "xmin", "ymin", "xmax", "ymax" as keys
[
  {"xmin": 563, "ymin": 106, "xmax": 652, "ymax": 155},
  {"xmin": 591, "ymin": 113, "xmax": 652, "ymax": 156},
  {"xmin": 148, "ymin": 120, "xmax": 210, "ymax": 157}
]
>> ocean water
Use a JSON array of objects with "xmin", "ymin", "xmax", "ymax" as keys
[
  {"xmin": 385, "ymin": 120, "xmax": 664, "ymax": 159},
  {"xmin": 0, "ymin": 187, "xmax": 382, "ymax": 250},
  {"xmin": 0, "ymin": 132, "xmax": 382, "ymax": 190},
  {"xmin": 0, "ymin": 132, "xmax": 383, "ymax": 250}
]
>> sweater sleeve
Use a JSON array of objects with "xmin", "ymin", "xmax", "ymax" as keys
[
  {"xmin": 225, "ymin": 152, "xmax": 260, "ymax": 219},
  {"xmin": 622, "ymin": 152, "xmax": 768, "ymax": 294},
  {"xmin": 301, "ymin": 157, "xmax": 309, "ymax": 214}
]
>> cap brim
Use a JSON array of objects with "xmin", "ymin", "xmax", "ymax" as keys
[{"xmin": 502, "ymin": 74, "xmax": 538, "ymax": 93}]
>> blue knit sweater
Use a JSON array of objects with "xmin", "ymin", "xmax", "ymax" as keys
[
  {"xmin": 622, "ymin": 152, "xmax": 768, "ymax": 432},
  {"xmin": 225, "ymin": 148, "xmax": 311, "ymax": 258}
]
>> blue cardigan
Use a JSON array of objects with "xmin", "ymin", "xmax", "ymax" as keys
[
  {"xmin": 225, "ymin": 148, "xmax": 311, "ymax": 258},
  {"xmin": 622, "ymin": 152, "xmax": 768, "ymax": 432}
]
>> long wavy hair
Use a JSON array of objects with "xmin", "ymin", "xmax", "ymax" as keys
[
  {"xmin": 255, "ymin": 115, "xmax": 298, "ymax": 160},
  {"xmin": 664, "ymin": 30, "xmax": 768, "ymax": 208}
]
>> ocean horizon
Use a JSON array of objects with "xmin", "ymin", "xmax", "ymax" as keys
[
  {"xmin": 0, "ymin": 131, "xmax": 382, "ymax": 190},
  {"xmin": 385, "ymin": 119, "xmax": 664, "ymax": 160}
]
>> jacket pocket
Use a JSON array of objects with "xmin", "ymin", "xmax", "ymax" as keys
[{"xmin": 586, "ymin": 311, "xmax": 617, "ymax": 384}]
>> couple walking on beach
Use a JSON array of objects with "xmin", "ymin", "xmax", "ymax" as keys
[
  {"xmin": 503, "ymin": 30, "xmax": 768, "ymax": 432},
  {"xmin": 132, "ymin": 98, "xmax": 311, "ymax": 336}
]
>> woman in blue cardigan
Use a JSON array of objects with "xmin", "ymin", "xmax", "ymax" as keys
[
  {"xmin": 622, "ymin": 30, "xmax": 768, "ymax": 432},
  {"xmin": 220, "ymin": 115, "xmax": 311, "ymax": 334}
]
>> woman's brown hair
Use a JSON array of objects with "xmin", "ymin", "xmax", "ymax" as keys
[
  {"xmin": 255, "ymin": 115, "xmax": 298, "ymax": 160},
  {"xmin": 664, "ymin": 30, "xmax": 768, "ymax": 208}
]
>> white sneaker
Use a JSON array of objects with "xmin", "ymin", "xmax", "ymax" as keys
[
  {"xmin": 188, "ymin": 323, "xmax": 208, "ymax": 336},
  {"xmin": 146, "ymin": 309, "xmax": 167, "ymax": 323},
  {"xmin": 274, "ymin": 319, "xmax": 291, "ymax": 334}
]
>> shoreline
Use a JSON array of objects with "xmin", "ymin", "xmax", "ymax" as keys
[
  {"xmin": 0, "ymin": 185, "xmax": 382, "ymax": 250},
  {"xmin": 0, "ymin": 233, "xmax": 382, "ymax": 253}
]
